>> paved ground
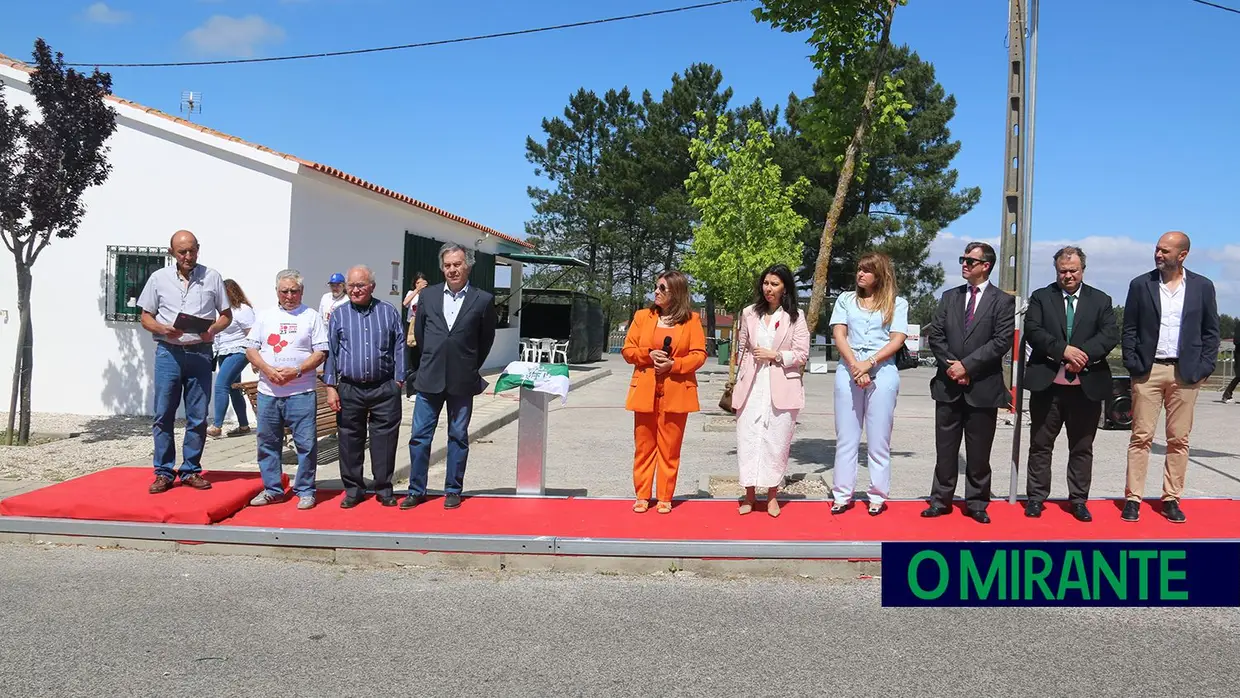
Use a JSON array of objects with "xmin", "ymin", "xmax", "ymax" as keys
[
  {"xmin": 1, "ymin": 543, "xmax": 1236, "ymax": 697},
  {"xmin": 445, "ymin": 354, "xmax": 1240, "ymax": 503}
]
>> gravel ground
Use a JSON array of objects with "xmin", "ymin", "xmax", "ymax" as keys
[{"xmin": 0, "ymin": 411, "xmax": 215, "ymax": 482}]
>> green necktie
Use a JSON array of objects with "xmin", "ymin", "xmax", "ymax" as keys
[{"xmin": 1065, "ymin": 295, "xmax": 1075, "ymax": 342}]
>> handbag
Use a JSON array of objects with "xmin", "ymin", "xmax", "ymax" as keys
[
  {"xmin": 405, "ymin": 310, "xmax": 418, "ymax": 348},
  {"xmin": 895, "ymin": 344, "xmax": 918, "ymax": 370}
]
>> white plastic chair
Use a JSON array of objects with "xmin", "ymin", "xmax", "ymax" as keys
[
  {"xmin": 519, "ymin": 340, "xmax": 538, "ymax": 362},
  {"xmin": 550, "ymin": 340, "xmax": 569, "ymax": 364},
  {"xmin": 536, "ymin": 338, "xmax": 555, "ymax": 363}
]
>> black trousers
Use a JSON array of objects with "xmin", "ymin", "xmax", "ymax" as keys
[
  {"xmin": 404, "ymin": 344, "xmax": 423, "ymax": 397},
  {"xmin": 930, "ymin": 400, "xmax": 997, "ymax": 512},
  {"xmin": 1224, "ymin": 374, "xmax": 1240, "ymax": 399},
  {"xmin": 336, "ymin": 378, "xmax": 402, "ymax": 499},
  {"xmin": 1026, "ymin": 384, "xmax": 1100, "ymax": 503}
]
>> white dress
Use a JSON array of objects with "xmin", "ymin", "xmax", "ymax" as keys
[{"xmin": 736, "ymin": 309, "xmax": 798, "ymax": 488}]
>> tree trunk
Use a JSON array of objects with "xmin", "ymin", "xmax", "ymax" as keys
[
  {"xmin": 6, "ymin": 263, "xmax": 33, "ymax": 446},
  {"xmin": 803, "ymin": 0, "xmax": 899, "ymax": 337}
]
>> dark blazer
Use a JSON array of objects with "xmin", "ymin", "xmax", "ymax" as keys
[
  {"xmin": 928, "ymin": 283, "xmax": 1016, "ymax": 408},
  {"xmin": 1121, "ymin": 269, "xmax": 1220, "ymax": 384},
  {"xmin": 1022, "ymin": 282, "xmax": 1118, "ymax": 402},
  {"xmin": 412, "ymin": 282, "xmax": 497, "ymax": 396}
]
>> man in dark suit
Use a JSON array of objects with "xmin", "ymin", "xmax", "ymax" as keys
[
  {"xmin": 1120, "ymin": 231, "xmax": 1219, "ymax": 523},
  {"xmin": 923, "ymin": 241, "xmax": 1016, "ymax": 524},
  {"xmin": 1021, "ymin": 246, "xmax": 1118, "ymax": 522},
  {"xmin": 401, "ymin": 243, "xmax": 497, "ymax": 510}
]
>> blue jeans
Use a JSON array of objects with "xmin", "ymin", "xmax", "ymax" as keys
[
  {"xmin": 256, "ymin": 391, "xmax": 318, "ymax": 497},
  {"xmin": 152, "ymin": 342, "xmax": 213, "ymax": 480},
  {"xmin": 213, "ymin": 352, "xmax": 250, "ymax": 429},
  {"xmin": 407, "ymin": 391, "xmax": 474, "ymax": 496}
]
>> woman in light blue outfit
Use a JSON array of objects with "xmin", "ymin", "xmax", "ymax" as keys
[
  {"xmin": 828, "ymin": 252, "xmax": 909, "ymax": 516},
  {"xmin": 208, "ymin": 279, "xmax": 256, "ymax": 438}
]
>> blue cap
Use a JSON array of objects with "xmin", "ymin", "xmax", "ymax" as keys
[{"xmin": 329, "ymin": 273, "xmax": 345, "ymax": 283}]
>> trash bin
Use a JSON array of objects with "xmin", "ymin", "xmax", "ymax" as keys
[{"xmin": 716, "ymin": 340, "xmax": 731, "ymax": 365}]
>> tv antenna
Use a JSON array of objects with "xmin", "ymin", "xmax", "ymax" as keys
[{"xmin": 179, "ymin": 91, "xmax": 202, "ymax": 121}]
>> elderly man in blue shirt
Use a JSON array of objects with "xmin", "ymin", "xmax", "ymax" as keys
[{"xmin": 323, "ymin": 265, "xmax": 406, "ymax": 508}]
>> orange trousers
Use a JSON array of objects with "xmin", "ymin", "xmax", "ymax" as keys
[{"xmin": 633, "ymin": 399, "xmax": 688, "ymax": 502}]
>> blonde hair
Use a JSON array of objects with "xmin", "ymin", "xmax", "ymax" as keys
[
  {"xmin": 652, "ymin": 270, "xmax": 692, "ymax": 325},
  {"xmin": 856, "ymin": 252, "xmax": 898, "ymax": 325}
]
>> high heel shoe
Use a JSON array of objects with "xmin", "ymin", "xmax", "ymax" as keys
[
  {"xmin": 831, "ymin": 501, "xmax": 851, "ymax": 515},
  {"xmin": 633, "ymin": 499, "xmax": 649, "ymax": 513},
  {"xmin": 767, "ymin": 499, "xmax": 781, "ymax": 518},
  {"xmin": 738, "ymin": 500, "xmax": 755, "ymax": 515},
  {"xmin": 868, "ymin": 502, "xmax": 886, "ymax": 516},
  {"xmin": 656, "ymin": 501, "xmax": 672, "ymax": 514}
]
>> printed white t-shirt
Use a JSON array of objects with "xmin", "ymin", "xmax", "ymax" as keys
[
  {"xmin": 318, "ymin": 291, "xmax": 349, "ymax": 324},
  {"xmin": 246, "ymin": 304, "xmax": 329, "ymax": 398}
]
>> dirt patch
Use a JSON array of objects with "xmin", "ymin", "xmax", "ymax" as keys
[{"xmin": 705, "ymin": 473, "xmax": 829, "ymax": 499}]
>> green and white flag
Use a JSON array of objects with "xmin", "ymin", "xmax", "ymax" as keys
[{"xmin": 494, "ymin": 362, "xmax": 571, "ymax": 404}]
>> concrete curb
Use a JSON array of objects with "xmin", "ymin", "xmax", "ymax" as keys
[
  {"xmin": 390, "ymin": 366, "xmax": 612, "ymax": 483},
  {"xmin": 0, "ymin": 533, "xmax": 880, "ymax": 579}
]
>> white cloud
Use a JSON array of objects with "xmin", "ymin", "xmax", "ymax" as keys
[
  {"xmin": 183, "ymin": 15, "xmax": 285, "ymax": 57},
  {"xmin": 82, "ymin": 2, "xmax": 131, "ymax": 24},
  {"xmin": 926, "ymin": 232, "xmax": 1240, "ymax": 312}
]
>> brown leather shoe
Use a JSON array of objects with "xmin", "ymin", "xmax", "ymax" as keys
[
  {"xmin": 148, "ymin": 476, "xmax": 174, "ymax": 494},
  {"xmin": 180, "ymin": 474, "xmax": 213, "ymax": 490}
]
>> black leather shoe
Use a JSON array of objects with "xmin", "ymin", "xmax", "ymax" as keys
[
  {"xmin": 1071, "ymin": 502, "xmax": 1092, "ymax": 522},
  {"xmin": 1162, "ymin": 500, "xmax": 1186, "ymax": 523},
  {"xmin": 400, "ymin": 494, "xmax": 426, "ymax": 510},
  {"xmin": 968, "ymin": 510, "xmax": 991, "ymax": 524},
  {"xmin": 339, "ymin": 495, "xmax": 364, "ymax": 509},
  {"xmin": 377, "ymin": 494, "xmax": 398, "ymax": 507},
  {"xmin": 1024, "ymin": 500, "xmax": 1044, "ymax": 518},
  {"xmin": 1121, "ymin": 500, "xmax": 1140, "ymax": 522},
  {"xmin": 444, "ymin": 493, "xmax": 462, "ymax": 509},
  {"xmin": 920, "ymin": 504, "xmax": 952, "ymax": 518}
]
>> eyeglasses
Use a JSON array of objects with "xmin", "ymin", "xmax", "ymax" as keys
[
  {"xmin": 959, "ymin": 257, "xmax": 985, "ymax": 268},
  {"xmin": 347, "ymin": 283, "xmax": 370, "ymax": 290}
]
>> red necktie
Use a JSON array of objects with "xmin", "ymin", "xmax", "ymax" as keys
[{"xmin": 964, "ymin": 286, "xmax": 979, "ymax": 329}]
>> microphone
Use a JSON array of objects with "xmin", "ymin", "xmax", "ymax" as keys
[{"xmin": 662, "ymin": 336, "xmax": 673, "ymax": 354}]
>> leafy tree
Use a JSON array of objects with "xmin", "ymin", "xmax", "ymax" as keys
[
  {"xmin": 780, "ymin": 45, "xmax": 980, "ymax": 322},
  {"xmin": 1220, "ymin": 313, "xmax": 1236, "ymax": 341},
  {"xmin": 682, "ymin": 113, "xmax": 808, "ymax": 379},
  {"xmin": 1, "ymin": 39, "xmax": 116, "ymax": 445},
  {"xmin": 754, "ymin": 0, "xmax": 909, "ymax": 335}
]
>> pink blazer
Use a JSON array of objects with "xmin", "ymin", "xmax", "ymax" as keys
[{"xmin": 731, "ymin": 306, "xmax": 811, "ymax": 412}]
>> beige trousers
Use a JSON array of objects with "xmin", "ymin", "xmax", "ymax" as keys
[{"xmin": 1125, "ymin": 362, "xmax": 1202, "ymax": 501}]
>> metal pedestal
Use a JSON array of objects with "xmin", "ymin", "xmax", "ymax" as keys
[{"xmin": 515, "ymin": 387, "xmax": 552, "ymax": 495}]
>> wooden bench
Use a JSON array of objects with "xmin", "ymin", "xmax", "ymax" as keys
[{"xmin": 232, "ymin": 376, "xmax": 338, "ymax": 446}]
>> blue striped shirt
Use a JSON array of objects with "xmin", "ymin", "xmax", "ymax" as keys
[{"xmin": 322, "ymin": 298, "xmax": 406, "ymax": 386}]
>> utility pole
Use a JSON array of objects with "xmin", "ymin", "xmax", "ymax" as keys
[{"xmin": 1003, "ymin": 0, "xmax": 1039, "ymax": 505}]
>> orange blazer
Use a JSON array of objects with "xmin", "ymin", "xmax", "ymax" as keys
[{"xmin": 621, "ymin": 308, "xmax": 708, "ymax": 413}]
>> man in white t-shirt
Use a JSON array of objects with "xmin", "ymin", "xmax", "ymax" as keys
[
  {"xmin": 245, "ymin": 269, "xmax": 329, "ymax": 510},
  {"xmin": 318, "ymin": 272, "xmax": 349, "ymax": 325}
]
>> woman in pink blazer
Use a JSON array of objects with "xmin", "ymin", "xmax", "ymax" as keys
[{"xmin": 731, "ymin": 264, "xmax": 811, "ymax": 517}]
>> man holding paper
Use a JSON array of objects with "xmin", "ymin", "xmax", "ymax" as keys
[{"xmin": 137, "ymin": 230, "xmax": 232, "ymax": 494}]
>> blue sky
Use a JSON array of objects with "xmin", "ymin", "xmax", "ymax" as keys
[{"xmin": 3, "ymin": 0, "xmax": 1237, "ymax": 310}]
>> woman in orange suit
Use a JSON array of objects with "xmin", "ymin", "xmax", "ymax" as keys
[{"xmin": 622, "ymin": 270, "xmax": 708, "ymax": 514}]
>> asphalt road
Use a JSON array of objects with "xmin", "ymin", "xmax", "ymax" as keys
[{"xmin": 2, "ymin": 543, "xmax": 1238, "ymax": 697}]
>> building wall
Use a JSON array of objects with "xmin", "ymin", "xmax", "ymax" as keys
[
  {"xmin": 287, "ymin": 172, "xmax": 520, "ymax": 371},
  {"xmin": 0, "ymin": 69, "xmax": 296, "ymax": 416}
]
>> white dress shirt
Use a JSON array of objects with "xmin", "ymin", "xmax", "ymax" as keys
[
  {"xmin": 1053, "ymin": 287, "xmax": 1082, "ymax": 386},
  {"xmin": 444, "ymin": 283, "xmax": 470, "ymax": 331},
  {"xmin": 963, "ymin": 280, "xmax": 989, "ymax": 316},
  {"xmin": 1155, "ymin": 278, "xmax": 1185, "ymax": 359}
]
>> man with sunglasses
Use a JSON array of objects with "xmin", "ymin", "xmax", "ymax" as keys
[{"xmin": 923, "ymin": 241, "xmax": 1015, "ymax": 524}]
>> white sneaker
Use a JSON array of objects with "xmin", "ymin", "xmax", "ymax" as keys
[
  {"xmin": 1223, "ymin": 396, "xmax": 1235, "ymax": 404},
  {"xmin": 249, "ymin": 492, "xmax": 280, "ymax": 506},
  {"xmin": 297, "ymin": 494, "xmax": 316, "ymax": 510}
]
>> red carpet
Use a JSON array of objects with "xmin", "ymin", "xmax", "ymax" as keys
[
  {"xmin": 220, "ymin": 494, "xmax": 1240, "ymax": 542},
  {"xmin": 0, "ymin": 467, "xmax": 282, "ymax": 525}
]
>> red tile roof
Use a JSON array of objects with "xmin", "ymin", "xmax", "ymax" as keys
[{"xmin": 0, "ymin": 53, "xmax": 533, "ymax": 249}]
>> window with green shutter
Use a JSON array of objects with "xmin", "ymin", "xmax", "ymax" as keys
[{"xmin": 106, "ymin": 246, "xmax": 171, "ymax": 322}]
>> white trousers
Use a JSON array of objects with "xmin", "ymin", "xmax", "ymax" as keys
[{"xmin": 832, "ymin": 360, "xmax": 900, "ymax": 505}]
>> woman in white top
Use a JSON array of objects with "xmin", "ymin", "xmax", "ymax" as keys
[
  {"xmin": 401, "ymin": 272, "xmax": 429, "ymax": 399},
  {"xmin": 828, "ymin": 252, "xmax": 909, "ymax": 516},
  {"xmin": 731, "ymin": 264, "xmax": 811, "ymax": 517},
  {"xmin": 208, "ymin": 279, "xmax": 256, "ymax": 438}
]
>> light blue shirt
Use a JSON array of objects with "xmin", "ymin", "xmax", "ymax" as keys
[
  {"xmin": 828, "ymin": 291, "xmax": 910, "ymax": 358},
  {"xmin": 444, "ymin": 283, "xmax": 470, "ymax": 331}
]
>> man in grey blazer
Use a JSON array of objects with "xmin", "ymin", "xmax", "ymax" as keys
[
  {"xmin": 923, "ymin": 241, "xmax": 1016, "ymax": 524},
  {"xmin": 402, "ymin": 243, "xmax": 497, "ymax": 510}
]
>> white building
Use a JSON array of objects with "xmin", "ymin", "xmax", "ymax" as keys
[{"xmin": 0, "ymin": 53, "xmax": 535, "ymax": 416}]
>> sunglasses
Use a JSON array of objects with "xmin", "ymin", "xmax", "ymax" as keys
[
  {"xmin": 655, "ymin": 284, "xmax": 668, "ymax": 292},
  {"xmin": 277, "ymin": 288, "xmax": 302, "ymax": 295},
  {"xmin": 959, "ymin": 257, "xmax": 986, "ymax": 268}
]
